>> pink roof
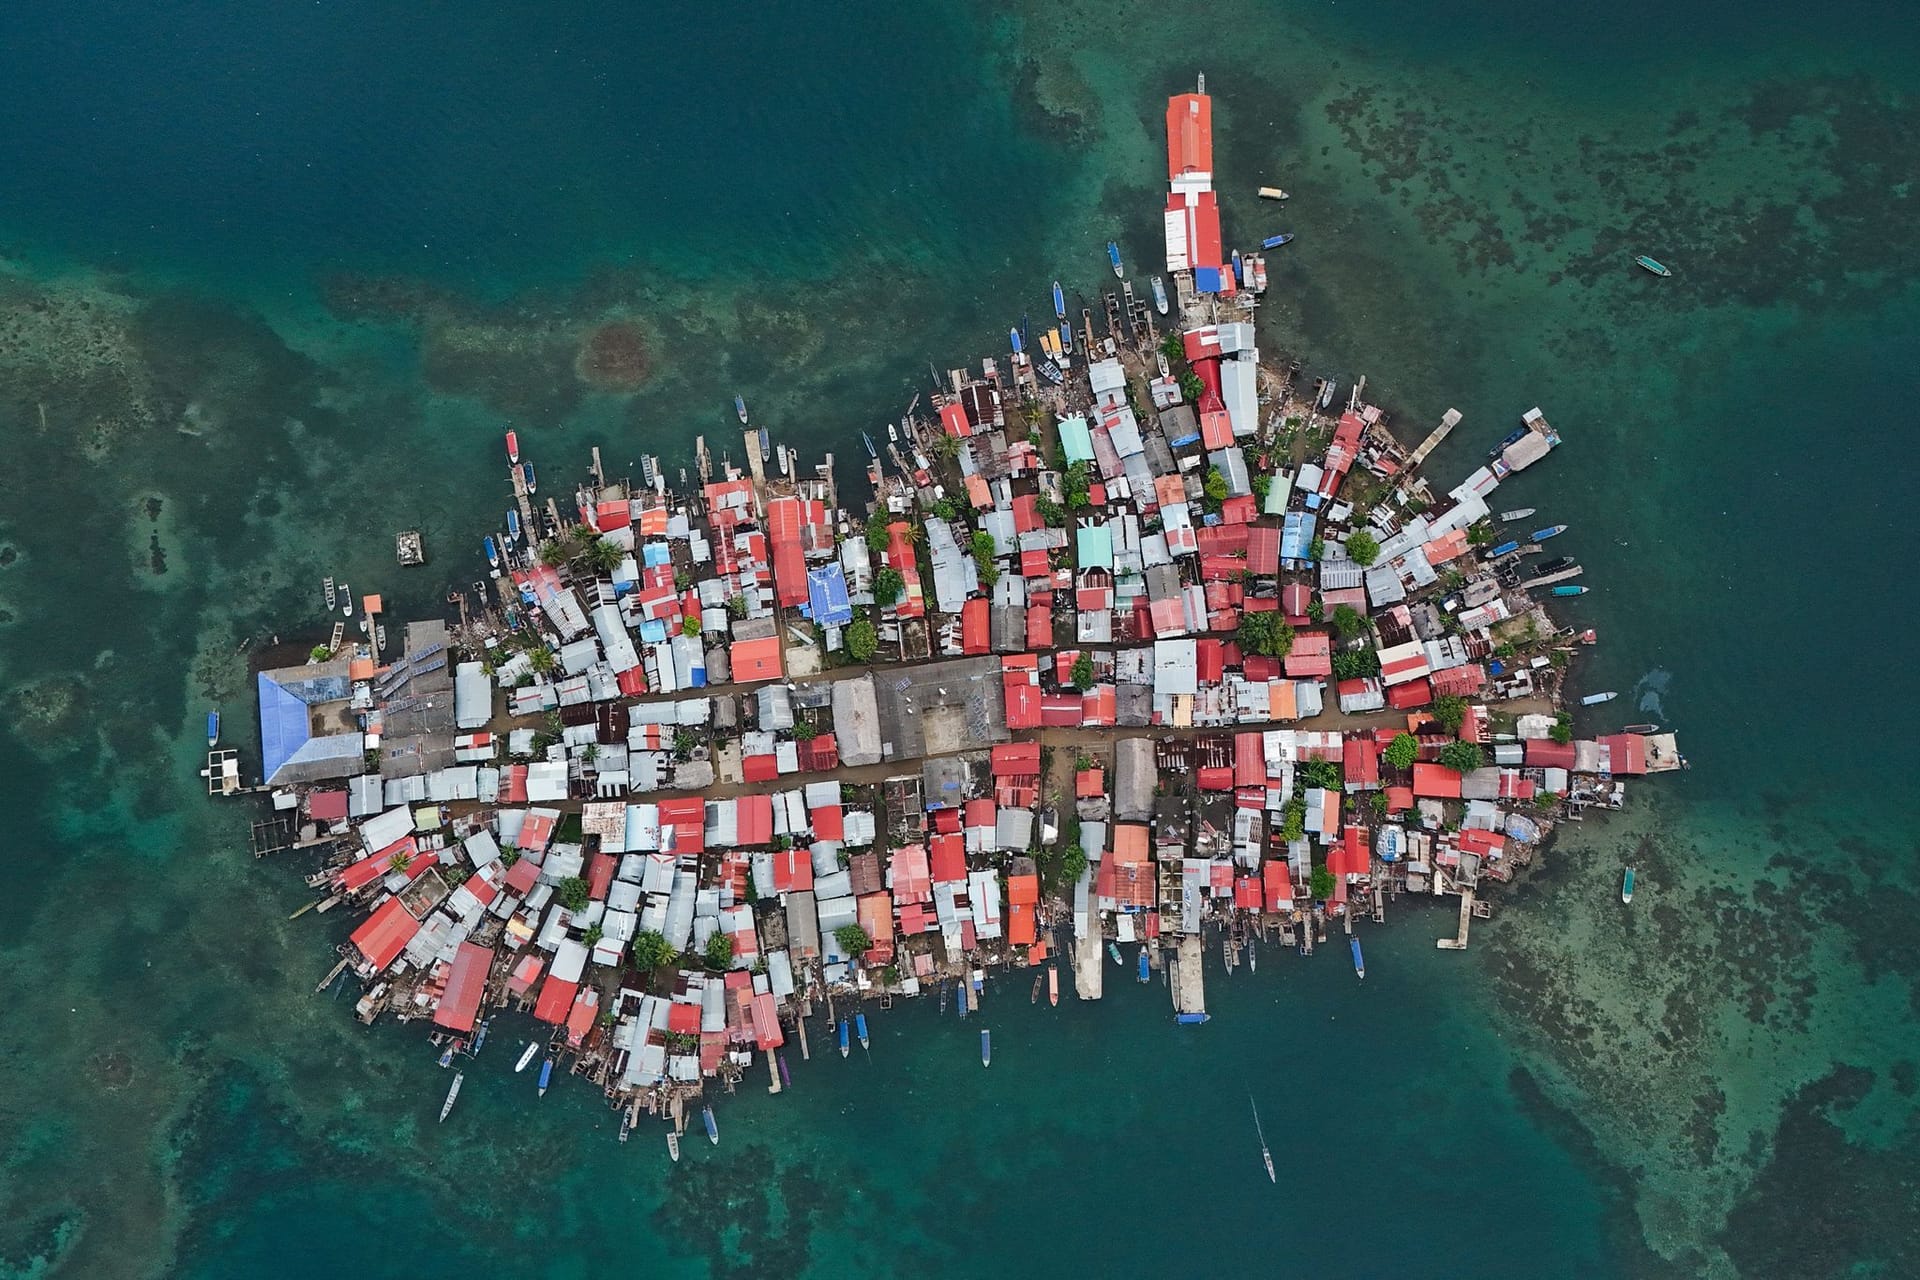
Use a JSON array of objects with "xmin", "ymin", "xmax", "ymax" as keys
[
  {"xmin": 432, "ymin": 941, "xmax": 493, "ymax": 1033},
  {"xmin": 890, "ymin": 844, "xmax": 932, "ymax": 905}
]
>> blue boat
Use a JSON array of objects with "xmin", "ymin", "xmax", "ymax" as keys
[
  {"xmin": 837, "ymin": 1018, "xmax": 850, "ymax": 1059},
  {"xmin": 1107, "ymin": 240, "xmax": 1123, "ymax": 276},
  {"xmin": 777, "ymin": 1052, "xmax": 791, "ymax": 1089},
  {"xmin": 1551, "ymin": 585, "xmax": 1588, "ymax": 597},
  {"xmin": 1262, "ymin": 233, "xmax": 1295, "ymax": 249},
  {"xmin": 522, "ymin": 461, "xmax": 536, "ymax": 494},
  {"xmin": 483, "ymin": 535, "xmax": 499, "ymax": 569},
  {"xmin": 537, "ymin": 1058, "xmax": 553, "ymax": 1097},
  {"xmin": 702, "ymin": 1104, "xmax": 718, "ymax": 1145},
  {"xmin": 1489, "ymin": 540, "xmax": 1520, "ymax": 557},
  {"xmin": 980, "ymin": 1029, "xmax": 992, "ymax": 1067},
  {"xmin": 854, "ymin": 1011, "xmax": 869, "ymax": 1052},
  {"xmin": 758, "ymin": 426, "xmax": 771, "ymax": 462},
  {"xmin": 1009, "ymin": 326, "xmax": 1022, "ymax": 355},
  {"xmin": 1531, "ymin": 524, "xmax": 1567, "ymax": 541},
  {"xmin": 1137, "ymin": 949, "xmax": 1151, "ymax": 983},
  {"xmin": 505, "ymin": 508, "xmax": 520, "ymax": 543},
  {"xmin": 1058, "ymin": 322, "xmax": 1072, "ymax": 354},
  {"xmin": 1108, "ymin": 942, "xmax": 1123, "ymax": 965},
  {"xmin": 206, "ymin": 709, "xmax": 220, "ymax": 747},
  {"xmin": 1175, "ymin": 1013, "xmax": 1211, "ymax": 1025},
  {"xmin": 1351, "ymin": 937, "xmax": 1366, "ymax": 980},
  {"xmin": 956, "ymin": 984, "xmax": 969, "ymax": 1019},
  {"xmin": 1052, "ymin": 280, "xmax": 1066, "ymax": 318}
]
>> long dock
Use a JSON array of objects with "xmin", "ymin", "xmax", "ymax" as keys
[{"xmin": 1437, "ymin": 888, "xmax": 1476, "ymax": 950}]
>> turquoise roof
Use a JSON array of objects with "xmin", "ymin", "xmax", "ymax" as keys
[{"xmin": 1076, "ymin": 523, "xmax": 1114, "ymax": 569}]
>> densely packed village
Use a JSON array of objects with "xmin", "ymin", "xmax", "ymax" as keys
[{"xmin": 241, "ymin": 81, "xmax": 1683, "ymax": 1137}]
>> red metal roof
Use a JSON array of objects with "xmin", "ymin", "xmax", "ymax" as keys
[
  {"xmin": 432, "ymin": 941, "xmax": 493, "ymax": 1033},
  {"xmin": 532, "ymin": 975, "xmax": 577, "ymax": 1024},
  {"xmin": 1344, "ymin": 737, "xmax": 1380, "ymax": 788},
  {"xmin": 1386, "ymin": 678, "xmax": 1432, "ymax": 709},
  {"xmin": 1412, "ymin": 763, "xmax": 1464, "ymax": 799},
  {"xmin": 1166, "ymin": 92, "xmax": 1213, "ymax": 178},
  {"xmin": 730, "ymin": 635, "xmax": 784, "ymax": 683},
  {"xmin": 350, "ymin": 897, "xmax": 419, "ymax": 970},
  {"xmin": 992, "ymin": 742, "xmax": 1041, "ymax": 777},
  {"xmin": 1525, "ymin": 739, "xmax": 1579, "ymax": 770},
  {"xmin": 930, "ymin": 832, "xmax": 966, "ymax": 883},
  {"xmin": 737, "ymin": 793, "xmax": 774, "ymax": 845},
  {"xmin": 504, "ymin": 854, "xmax": 541, "ymax": 896},
  {"xmin": 961, "ymin": 597, "xmax": 989, "ymax": 654}
]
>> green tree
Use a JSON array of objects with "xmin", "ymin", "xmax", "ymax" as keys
[
  {"xmin": 681, "ymin": 614, "xmax": 702, "ymax": 637},
  {"xmin": 1438, "ymin": 740, "xmax": 1485, "ymax": 773},
  {"xmin": 1383, "ymin": 733, "xmax": 1419, "ymax": 771},
  {"xmin": 1299, "ymin": 758, "xmax": 1344, "ymax": 792},
  {"xmin": 1550, "ymin": 720, "xmax": 1574, "ymax": 745},
  {"xmin": 1346, "ymin": 529, "xmax": 1381, "ymax": 566},
  {"xmin": 1331, "ymin": 648, "xmax": 1380, "ymax": 680},
  {"xmin": 1279, "ymin": 796, "xmax": 1307, "ymax": 842},
  {"xmin": 1236, "ymin": 611, "xmax": 1295, "ymax": 659},
  {"xmin": 631, "ymin": 930, "xmax": 675, "ymax": 971},
  {"xmin": 539, "ymin": 539, "xmax": 570, "ymax": 567},
  {"xmin": 1250, "ymin": 473, "xmax": 1272, "ymax": 505},
  {"xmin": 1370, "ymin": 791, "xmax": 1389, "ymax": 816},
  {"xmin": 582, "ymin": 924, "xmax": 604, "ymax": 948},
  {"xmin": 1330, "ymin": 603, "xmax": 1368, "ymax": 641},
  {"xmin": 1203, "ymin": 467, "xmax": 1230, "ymax": 504},
  {"xmin": 1308, "ymin": 536, "xmax": 1326, "ymax": 562},
  {"xmin": 1179, "ymin": 370, "xmax": 1205, "ymax": 403},
  {"xmin": 557, "ymin": 876, "xmax": 591, "ymax": 913},
  {"xmin": 834, "ymin": 924, "xmax": 873, "ymax": 957},
  {"xmin": 1467, "ymin": 521, "xmax": 1495, "ymax": 546},
  {"xmin": 583, "ymin": 537, "xmax": 623, "ymax": 574},
  {"xmin": 527, "ymin": 645, "xmax": 556, "ymax": 675},
  {"xmin": 792, "ymin": 720, "xmax": 817, "ymax": 741},
  {"xmin": 727, "ymin": 594, "xmax": 748, "ymax": 619},
  {"xmin": 1430, "ymin": 694, "xmax": 1468, "ymax": 734},
  {"xmin": 932, "ymin": 497, "xmax": 959, "ymax": 521},
  {"xmin": 1310, "ymin": 866, "xmax": 1337, "ymax": 900},
  {"xmin": 1035, "ymin": 494, "xmax": 1065, "ymax": 527},
  {"xmin": 309, "ymin": 644, "xmax": 332, "ymax": 662},
  {"xmin": 1070, "ymin": 653, "xmax": 1095, "ymax": 692},
  {"xmin": 1160, "ymin": 332, "xmax": 1185, "ymax": 362},
  {"xmin": 1060, "ymin": 844, "xmax": 1089, "ymax": 883},
  {"xmin": 865, "ymin": 521, "xmax": 891, "ymax": 553},
  {"xmin": 845, "ymin": 617, "xmax": 878, "ymax": 662},
  {"xmin": 872, "ymin": 567, "xmax": 905, "ymax": 603},
  {"xmin": 1306, "ymin": 597, "xmax": 1324, "ymax": 623},
  {"xmin": 1064, "ymin": 460, "xmax": 1094, "ymax": 509},
  {"xmin": 703, "ymin": 930, "xmax": 735, "ymax": 970}
]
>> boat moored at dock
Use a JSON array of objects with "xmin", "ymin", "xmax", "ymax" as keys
[
  {"xmin": 522, "ymin": 461, "xmax": 536, "ymax": 493},
  {"xmin": 1551, "ymin": 584, "xmax": 1588, "ymax": 596},
  {"xmin": 1137, "ymin": 948, "xmax": 1151, "ymax": 983},
  {"xmin": 1052, "ymin": 280, "xmax": 1066, "ymax": 319},
  {"xmin": 837, "ymin": 1018, "xmax": 850, "ymax": 1058},
  {"xmin": 1151, "ymin": 275, "xmax": 1169, "ymax": 314},
  {"xmin": 854, "ymin": 1011, "xmax": 869, "ymax": 1053},
  {"xmin": 504, "ymin": 430, "xmax": 519, "ymax": 463},
  {"xmin": 667, "ymin": 1132, "xmax": 681, "ymax": 1162},
  {"xmin": 537, "ymin": 1058, "xmax": 553, "ymax": 1097},
  {"xmin": 483, "ymin": 536, "xmax": 500, "ymax": 570},
  {"xmin": 515, "ymin": 1042, "xmax": 540, "ymax": 1072},
  {"xmin": 1350, "ymin": 937, "xmax": 1366, "ymax": 980}
]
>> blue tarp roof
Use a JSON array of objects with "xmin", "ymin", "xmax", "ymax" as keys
[
  {"xmin": 1280, "ymin": 511, "xmax": 1318, "ymax": 563},
  {"xmin": 807, "ymin": 564, "xmax": 854, "ymax": 627},
  {"xmin": 1194, "ymin": 267, "xmax": 1225, "ymax": 294},
  {"xmin": 258, "ymin": 671, "xmax": 314, "ymax": 783}
]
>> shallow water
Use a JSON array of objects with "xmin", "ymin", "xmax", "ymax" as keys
[{"xmin": 1, "ymin": 2, "xmax": 1916, "ymax": 1276}]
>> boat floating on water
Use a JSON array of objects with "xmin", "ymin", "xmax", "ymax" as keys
[
  {"xmin": 522, "ymin": 461, "xmax": 537, "ymax": 494},
  {"xmin": 1581, "ymin": 690, "xmax": 1619, "ymax": 706},
  {"xmin": 1107, "ymin": 240, "xmax": 1123, "ymax": 277},
  {"xmin": 980, "ymin": 1029, "xmax": 992, "ymax": 1067},
  {"xmin": 1261, "ymin": 233, "xmax": 1295, "ymax": 249},
  {"xmin": 537, "ymin": 1057, "xmax": 553, "ymax": 1097},
  {"xmin": 1137, "ymin": 948, "xmax": 1151, "ymax": 983},
  {"xmin": 1531, "ymin": 524, "xmax": 1567, "ymax": 541},
  {"xmin": 505, "ymin": 507, "xmax": 521, "ymax": 544},
  {"xmin": 1108, "ymin": 941, "xmax": 1123, "ymax": 966},
  {"xmin": 734, "ymin": 394, "xmax": 748, "ymax": 424},
  {"xmin": 1551, "ymin": 584, "xmax": 1588, "ymax": 597},
  {"xmin": 1498, "ymin": 507, "xmax": 1536, "ymax": 522},
  {"xmin": 837, "ymin": 1018, "xmax": 850, "ymax": 1059},
  {"xmin": 439, "ymin": 1071, "xmax": 464, "ymax": 1122},
  {"xmin": 1052, "ymin": 280, "xmax": 1066, "ymax": 319},
  {"xmin": 1350, "ymin": 937, "xmax": 1366, "ymax": 980},
  {"xmin": 1622, "ymin": 867, "xmax": 1637, "ymax": 903},
  {"xmin": 483, "ymin": 536, "xmax": 500, "ymax": 570},
  {"xmin": 702, "ymin": 1104, "xmax": 718, "ymax": 1146},
  {"xmin": 1252, "ymin": 1096, "xmax": 1277, "ymax": 1183},
  {"xmin": 1257, "ymin": 186, "xmax": 1289, "ymax": 200},
  {"xmin": 1048, "ymin": 967, "xmax": 1059, "ymax": 1006},
  {"xmin": 515, "ymin": 1042, "xmax": 540, "ymax": 1072},
  {"xmin": 1635, "ymin": 255, "xmax": 1673, "ymax": 277},
  {"xmin": 1008, "ymin": 326, "xmax": 1022, "ymax": 355},
  {"xmin": 1151, "ymin": 275, "xmax": 1169, "ymax": 314},
  {"xmin": 504, "ymin": 430, "xmax": 519, "ymax": 464},
  {"xmin": 855, "ymin": 1011, "xmax": 870, "ymax": 1053},
  {"xmin": 666, "ymin": 1132, "xmax": 681, "ymax": 1162},
  {"xmin": 206, "ymin": 709, "xmax": 220, "ymax": 747}
]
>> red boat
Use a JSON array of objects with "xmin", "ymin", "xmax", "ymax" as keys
[{"xmin": 505, "ymin": 430, "xmax": 520, "ymax": 464}]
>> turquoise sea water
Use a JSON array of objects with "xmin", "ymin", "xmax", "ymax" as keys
[{"xmin": 2, "ymin": 2, "xmax": 1917, "ymax": 1276}]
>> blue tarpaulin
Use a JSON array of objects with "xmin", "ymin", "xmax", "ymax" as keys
[
  {"xmin": 806, "ymin": 564, "xmax": 853, "ymax": 627},
  {"xmin": 1194, "ymin": 267, "xmax": 1224, "ymax": 294},
  {"xmin": 257, "ymin": 672, "xmax": 313, "ymax": 784}
]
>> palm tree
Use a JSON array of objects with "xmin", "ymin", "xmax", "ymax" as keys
[
  {"xmin": 583, "ymin": 538, "xmax": 623, "ymax": 575},
  {"xmin": 527, "ymin": 646, "xmax": 556, "ymax": 675}
]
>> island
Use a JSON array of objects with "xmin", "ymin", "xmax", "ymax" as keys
[{"xmin": 224, "ymin": 78, "xmax": 1684, "ymax": 1142}]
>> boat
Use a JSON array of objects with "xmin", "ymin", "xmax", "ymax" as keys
[
  {"xmin": 471, "ymin": 1018, "xmax": 490, "ymax": 1055},
  {"xmin": 1048, "ymin": 967, "xmax": 1059, "ymax": 1006},
  {"xmin": 206, "ymin": 709, "xmax": 220, "ymax": 747},
  {"xmin": 1258, "ymin": 186, "xmax": 1289, "ymax": 200},
  {"xmin": 1052, "ymin": 280, "xmax": 1066, "ymax": 319},
  {"xmin": 1232, "ymin": 248, "xmax": 1244, "ymax": 285},
  {"xmin": 437, "ymin": 1041, "xmax": 456, "ymax": 1069},
  {"xmin": 1252, "ymin": 1096, "xmax": 1277, "ymax": 1183},
  {"xmin": 956, "ymin": 984, "xmax": 969, "ymax": 1019},
  {"xmin": 980, "ymin": 1029, "xmax": 992, "ymax": 1067},
  {"xmin": 1622, "ymin": 867, "xmax": 1636, "ymax": 903},
  {"xmin": 1622, "ymin": 722, "xmax": 1659, "ymax": 734},
  {"xmin": 837, "ymin": 1018, "xmax": 850, "ymax": 1059},
  {"xmin": 735, "ymin": 394, "xmax": 748, "ymax": 424},
  {"xmin": 505, "ymin": 507, "xmax": 521, "ymax": 543},
  {"xmin": 1176, "ymin": 1013, "xmax": 1210, "ymax": 1025},
  {"xmin": 1635, "ymin": 255, "xmax": 1672, "ymax": 277},
  {"xmin": 854, "ymin": 1011, "xmax": 870, "ymax": 1053},
  {"xmin": 777, "ymin": 1052, "xmax": 791, "ymax": 1089},
  {"xmin": 861, "ymin": 430, "xmax": 877, "ymax": 459},
  {"xmin": 522, "ymin": 461, "xmax": 537, "ymax": 494},
  {"xmin": 1030, "ymin": 973, "xmax": 1043, "ymax": 1004},
  {"xmin": 1551, "ymin": 585, "xmax": 1589, "ymax": 597},
  {"xmin": 1317, "ymin": 378, "xmax": 1336, "ymax": 410},
  {"xmin": 1108, "ymin": 941, "xmax": 1124, "ymax": 966},
  {"xmin": 1059, "ymin": 320, "xmax": 1072, "ymax": 354},
  {"xmin": 1151, "ymin": 275, "xmax": 1169, "ymax": 314},
  {"xmin": 666, "ymin": 1132, "xmax": 681, "ymax": 1162},
  {"xmin": 537, "ymin": 1057, "xmax": 553, "ymax": 1097},
  {"xmin": 1038, "ymin": 359, "xmax": 1064, "ymax": 386},
  {"xmin": 1489, "ymin": 540, "xmax": 1520, "ymax": 558},
  {"xmin": 1530, "ymin": 556, "xmax": 1574, "ymax": 577},
  {"xmin": 1530, "ymin": 524, "xmax": 1567, "ymax": 541},
  {"xmin": 483, "ymin": 536, "xmax": 500, "ymax": 569},
  {"xmin": 758, "ymin": 426, "xmax": 771, "ymax": 461},
  {"xmin": 1581, "ymin": 690, "xmax": 1618, "ymax": 706},
  {"xmin": 1248, "ymin": 940, "xmax": 1257, "ymax": 973},
  {"xmin": 504, "ymin": 430, "xmax": 520, "ymax": 464},
  {"xmin": 1261, "ymin": 233, "xmax": 1295, "ymax": 249},
  {"xmin": 1498, "ymin": 507, "xmax": 1536, "ymax": 522},
  {"xmin": 702, "ymin": 1104, "xmax": 718, "ymax": 1146},
  {"xmin": 515, "ymin": 1042, "xmax": 540, "ymax": 1072},
  {"xmin": 1350, "ymin": 937, "xmax": 1366, "ymax": 980},
  {"xmin": 1107, "ymin": 240, "xmax": 1123, "ymax": 276},
  {"xmin": 439, "ymin": 1071, "xmax": 464, "ymax": 1122},
  {"xmin": 337, "ymin": 583, "xmax": 350, "ymax": 616},
  {"xmin": 1009, "ymin": 326, "xmax": 1022, "ymax": 355},
  {"xmin": 323, "ymin": 575, "xmax": 336, "ymax": 609},
  {"xmin": 1137, "ymin": 948, "xmax": 1151, "ymax": 984}
]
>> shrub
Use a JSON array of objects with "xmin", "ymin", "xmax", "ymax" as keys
[
  {"xmin": 1330, "ymin": 604, "xmax": 1368, "ymax": 640},
  {"xmin": 1438, "ymin": 740, "xmax": 1485, "ymax": 773},
  {"xmin": 1346, "ymin": 530, "xmax": 1380, "ymax": 566},
  {"xmin": 872, "ymin": 567, "xmax": 905, "ymax": 603},
  {"xmin": 846, "ymin": 618, "xmax": 878, "ymax": 662},
  {"xmin": 558, "ymin": 877, "xmax": 591, "ymax": 913},
  {"xmin": 834, "ymin": 924, "xmax": 873, "ymax": 957},
  {"xmin": 1383, "ymin": 733, "xmax": 1419, "ymax": 771},
  {"xmin": 1071, "ymin": 653, "xmax": 1095, "ymax": 691},
  {"xmin": 1310, "ymin": 866, "xmax": 1337, "ymax": 900},
  {"xmin": 681, "ymin": 615, "xmax": 701, "ymax": 637},
  {"xmin": 1431, "ymin": 695, "xmax": 1468, "ymax": 734},
  {"xmin": 703, "ymin": 931, "xmax": 735, "ymax": 970},
  {"xmin": 865, "ymin": 521, "xmax": 891, "ymax": 553}
]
